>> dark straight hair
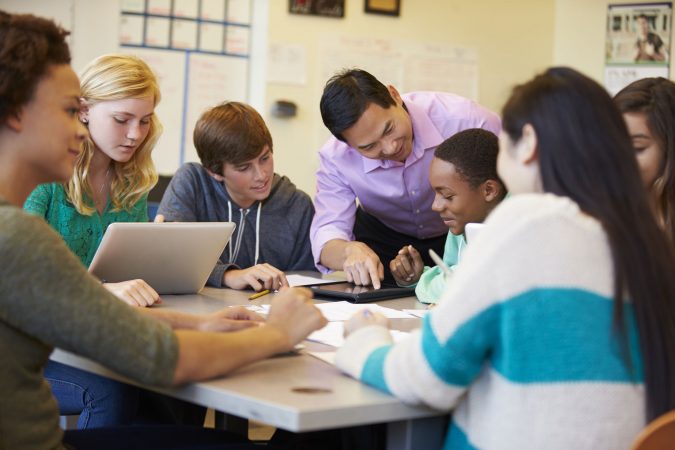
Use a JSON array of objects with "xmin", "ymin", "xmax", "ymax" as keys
[
  {"xmin": 614, "ymin": 77, "xmax": 675, "ymax": 243},
  {"xmin": 502, "ymin": 67, "xmax": 675, "ymax": 421},
  {"xmin": 319, "ymin": 68, "xmax": 396, "ymax": 142}
]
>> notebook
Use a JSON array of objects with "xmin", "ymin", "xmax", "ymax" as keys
[
  {"xmin": 89, "ymin": 222, "xmax": 235, "ymax": 294},
  {"xmin": 308, "ymin": 281, "xmax": 415, "ymax": 303}
]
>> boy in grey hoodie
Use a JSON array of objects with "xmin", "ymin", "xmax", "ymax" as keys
[{"xmin": 157, "ymin": 102, "xmax": 315, "ymax": 290}]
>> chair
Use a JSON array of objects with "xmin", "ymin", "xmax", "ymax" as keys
[
  {"xmin": 632, "ymin": 409, "xmax": 675, "ymax": 450},
  {"xmin": 147, "ymin": 174, "xmax": 172, "ymax": 221}
]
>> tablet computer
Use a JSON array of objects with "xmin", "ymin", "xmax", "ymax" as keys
[
  {"xmin": 308, "ymin": 282, "xmax": 415, "ymax": 303},
  {"xmin": 89, "ymin": 222, "xmax": 235, "ymax": 294}
]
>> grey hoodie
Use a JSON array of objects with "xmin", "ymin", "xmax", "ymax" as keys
[{"xmin": 157, "ymin": 162, "xmax": 315, "ymax": 287}]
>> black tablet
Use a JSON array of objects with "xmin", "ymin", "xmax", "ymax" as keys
[{"xmin": 308, "ymin": 282, "xmax": 415, "ymax": 303}]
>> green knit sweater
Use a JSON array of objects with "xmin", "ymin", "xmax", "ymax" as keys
[{"xmin": 24, "ymin": 183, "xmax": 148, "ymax": 267}]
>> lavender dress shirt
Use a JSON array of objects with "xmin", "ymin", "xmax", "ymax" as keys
[{"xmin": 310, "ymin": 91, "xmax": 501, "ymax": 271}]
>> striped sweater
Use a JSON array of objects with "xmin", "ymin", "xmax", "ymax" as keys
[{"xmin": 336, "ymin": 193, "xmax": 645, "ymax": 450}]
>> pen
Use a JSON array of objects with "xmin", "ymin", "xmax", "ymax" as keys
[
  {"xmin": 428, "ymin": 249, "xmax": 452, "ymax": 279},
  {"xmin": 248, "ymin": 289, "xmax": 270, "ymax": 300}
]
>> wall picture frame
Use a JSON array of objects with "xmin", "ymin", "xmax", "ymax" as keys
[
  {"xmin": 365, "ymin": 0, "xmax": 400, "ymax": 16},
  {"xmin": 289, "ymin": 0, "xmax": 345, "ymax": 18}
]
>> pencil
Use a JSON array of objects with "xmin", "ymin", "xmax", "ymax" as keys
[
  {"xmin": 248, "ymin": 289, "xmax": 270, "ymax": 300},
  {"xmin": 428, "ymin": 249, "xmax": 452, "ymax": 279}
]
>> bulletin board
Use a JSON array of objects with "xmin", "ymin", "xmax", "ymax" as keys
[{"xmin": 118, "ymin": 0, "xmax": 252, "ymax": 174}]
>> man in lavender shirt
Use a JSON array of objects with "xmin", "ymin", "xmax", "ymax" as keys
[{"xmin": 310, "ymin": 69, "xmax": 501, "ymax": 288}]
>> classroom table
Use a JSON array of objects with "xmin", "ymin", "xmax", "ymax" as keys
[{"xmin": 51, "ymin": 277, "xmax": 448, "ymax": 450}]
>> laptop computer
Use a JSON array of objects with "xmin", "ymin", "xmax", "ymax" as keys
[
  {"xmin": 89, "ymin": 222, "xmax": 235, "ymax": 294},
  {"xmin": 308, "ymin": 281, "xmax": 415, "ymax": 303}
]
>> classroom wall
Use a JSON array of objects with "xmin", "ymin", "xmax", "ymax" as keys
[
  {"xmin": 266, "ymin": 0, "xmax": 557, "ymax": 197},
  {"xmin": 553, "ymin": 0, "xmax": 675, "ymax": 83}
]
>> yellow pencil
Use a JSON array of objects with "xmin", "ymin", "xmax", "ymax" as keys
[{"xmin": 248, "ymin": 289, "xmax": 270, "ymax": 300}]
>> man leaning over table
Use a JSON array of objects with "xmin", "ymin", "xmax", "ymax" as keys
[{"xmin": 310, "ymin": 68, "xmax": 501, "ymax": 288}]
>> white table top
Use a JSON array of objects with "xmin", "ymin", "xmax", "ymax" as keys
[{"xmin": 52, "ymin": 277, "xmax": 440, "ymax": 433}]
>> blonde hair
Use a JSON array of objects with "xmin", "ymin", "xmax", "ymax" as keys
[{"xmin": 66, "ymin": 54, "xmax": 162, "ymax": 215}]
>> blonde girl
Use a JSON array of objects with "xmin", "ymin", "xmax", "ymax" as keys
[{"xmin": 25, "ymin": 53, "xmax": 162, "ymax": 306}]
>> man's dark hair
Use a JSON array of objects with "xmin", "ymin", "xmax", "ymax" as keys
[
  {"xmin": 319, "ymin": 68, "xmax": 396, "ymax": 141},
  {"xmin": 434, "ymin": 128, "xmax": 505, "ymax": 199},
  {"xmin": 0, "ymin": 10, "xmax": 71, "ymax": 125}
]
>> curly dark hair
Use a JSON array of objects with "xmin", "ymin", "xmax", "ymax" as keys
[
  {"xmin": 434, "ymin": 128, "xmax": 506, "ymax": 198},
  {"xmin": 0, "ymin": 10, "xmax": 71, "ymax": 124}
]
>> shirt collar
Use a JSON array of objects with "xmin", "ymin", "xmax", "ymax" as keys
[{"xmin": 361, "ymin": 99, "xmax": 444, "ymax": 173}]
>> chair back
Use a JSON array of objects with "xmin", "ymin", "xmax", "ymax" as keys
[{"xmin": 632, "ymin": 410, "xmax": 675, "ymax": 450}]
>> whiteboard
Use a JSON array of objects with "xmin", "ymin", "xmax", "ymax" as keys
[{"xmin": 118, "ymin": 0, "xmax": 253, "ymax": 173}]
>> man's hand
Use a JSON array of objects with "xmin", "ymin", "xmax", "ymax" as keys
[{"xmin": 343, "ymin": 242, "xmax": 384, "ymax": 289}]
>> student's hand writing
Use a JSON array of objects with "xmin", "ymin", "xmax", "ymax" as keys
[
  {"xmin": 389, "ymin": 245, "xmax": 424, "ymax": 286},
  {"xmin": 343, "ymin": 241, "xmax": 384, "ymax": 289},
  {"xmin": 197, "ymin": 306, "xmax": 265, "ymax": 332},
  {"xmin": 343, "ymin": 309, "xmax": 389, "ymax": 337},
  {"xmin": 265, "ymin": 287, "xmax": 327, "ymax": 350},
  {"xmin": 103, "ymin": 279, "xmax": 161, "ymax": 307},
  {"xmin": 223, "ymin": 264, "xmax": 288, "ymax": 291}
]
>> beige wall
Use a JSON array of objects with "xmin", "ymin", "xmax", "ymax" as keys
[
  {"xmin": 553, "ymin": 0, "xmax": 675, "ymax": 82},
  {"xmin": 266, "ymin": 0, "xmax": 556, "ymax": 197}
]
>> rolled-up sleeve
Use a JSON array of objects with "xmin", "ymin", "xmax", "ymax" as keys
[{"xmin": 310, "ymin": 145, "xmax": 358, "ymax": 272}]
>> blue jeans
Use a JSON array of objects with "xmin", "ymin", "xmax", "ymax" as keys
[
  {"xmin": 63, "ymin": 426, "xmax": 258, "ymax": 450},
  {"xmin": 45, "ymin": 360, "xmax": 139, "ymax": 429}
]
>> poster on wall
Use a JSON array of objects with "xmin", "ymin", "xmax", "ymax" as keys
[{"xmin": 605, "ymin": 2, "xmax": 672, "ymax": 95}]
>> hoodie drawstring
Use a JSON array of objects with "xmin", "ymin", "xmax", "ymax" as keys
[{"xmin": 227, "ymin": 200, "xmax": 262, "ymax": 266}]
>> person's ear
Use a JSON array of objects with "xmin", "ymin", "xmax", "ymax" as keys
[
  {"xmin": 5, "ymin": 110, "xmax": 23, "ymax": 133},
  {"xmin": 387, "ymin": 85, "xmax": 403, "ymax": 105},
  {"xmin": 518, "ymin": 123, "xmax": 539, "ymax": 165},
  {"xmin": 79, "ymin": 98, "xmax": 89, "ymax": 124},
  {"xmin": 482, "ymin": 179, "xmax": 501, "ymax": 203},
  {"xmin": 207, "ymin": 168, "xmax": 225, "ymax": 183}
]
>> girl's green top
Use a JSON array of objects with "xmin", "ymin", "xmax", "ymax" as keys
[{"xmin": 24, "ymin": 183, "xmax": 149, "ymax": 267}]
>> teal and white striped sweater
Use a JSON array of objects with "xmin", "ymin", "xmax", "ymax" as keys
[{"xmin": 336, "ymin": 193, "xmax": 645, "ymax": 450}]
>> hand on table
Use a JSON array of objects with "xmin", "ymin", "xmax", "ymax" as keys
[
  {"xmin": 343, "ymin": 309, "xmax": 389, "ymax": 337},
  {"xmin": 389, "ymin": 245, "xmax": 424, "ymax": 286},
  {"xmin": 197, "ymin": 306, "xmax": 265, "ymax": 332},
  {"xmin": 103, "ymin": 279, "xmax": 161, "ymax": 307},
  {"xmin": 224, "ymin": 264, "xmax": 289, "ymax": 291},
  {"xmin": 343, "ymin": 242, "xmax": 384, "ymax": 289},
  {"xmin": 266, "ymin": 287, "xmax": 327, "ymax": 350}
]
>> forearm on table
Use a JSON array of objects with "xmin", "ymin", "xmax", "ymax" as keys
[
  {"xmin": 171, "ymin": 325, "xmax": 289, "ymax": 384},
  {"xmin": 139, "ymin": 308, "xmax": 202, "ymax": 330}
]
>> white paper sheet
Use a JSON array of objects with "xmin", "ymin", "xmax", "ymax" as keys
[
  {"xmin": 316, "ymin": 301, "xmax": 414, "ymax": 321},
  {"xmin": 307, "ymin": 323, "xmax": 409, "ymax": 348}
]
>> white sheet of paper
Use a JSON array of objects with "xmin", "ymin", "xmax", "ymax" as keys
[
  {"xmin": 286, "ymin": 274, "xmax": 337, "ymax": 287},
  {"xmin": 316, "ymin": 301, "xmax": 415, "ymax": 321},
  {"xmin": 307, "ymin": 323, "xmax": 410, "ymax": 348}
]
